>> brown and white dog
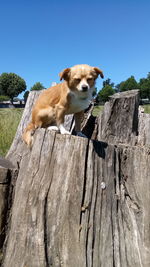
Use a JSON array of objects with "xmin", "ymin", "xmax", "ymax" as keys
[{"xmin": 22, "ymin": 64, "xmax": 104, "ymax": 146}]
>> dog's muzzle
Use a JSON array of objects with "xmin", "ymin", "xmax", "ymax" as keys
[{"xmin": 81, "ymin": 85, "xmax": 88, "ymax": 92}]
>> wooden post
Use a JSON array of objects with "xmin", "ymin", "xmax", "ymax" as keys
[{"xmin": 1, "ymin": 90, "xmax": 150, "ymax": 267}]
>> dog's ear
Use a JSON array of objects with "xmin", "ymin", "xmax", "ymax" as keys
[
  {"xmin": 59, "ymin": 68, "xmax": 71, "ymax": 81},
  {"xmin": 93, "ymin": 67, "xmax": 104, "ymax": 79}
]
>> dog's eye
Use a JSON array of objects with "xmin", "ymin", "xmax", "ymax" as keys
[
  {"xmin": 87, "ymin": 78, "xmax": 93, "ymax": 82},
  {"xmin": 75, "ymin": 78, "xmax": 81, "ymax": 83}
]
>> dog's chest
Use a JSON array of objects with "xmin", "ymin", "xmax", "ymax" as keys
[{"xmin": 67, "ymin": 92, "xmax": 91, "ymax": 114}]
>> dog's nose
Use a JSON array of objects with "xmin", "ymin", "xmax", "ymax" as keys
[{"xmin": 82, "ymin": 85, "xmax": 88, "ymax": 91}]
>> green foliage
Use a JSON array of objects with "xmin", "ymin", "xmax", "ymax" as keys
[
  {"xmin": 140, "ymin": 81, "xmax": 150, "ymax": 99},
  {"xmin": 98, "ymin": 84, "xmax": 115, "ymax": 102},
  {"xmin": 117, "ymin": 76, "xmax": 139, "ymax": 92},
  {"xmin": 103, "ymin": 78, "xmax": 114, "ymax": 88},
  {"xmin": 30, "ymin": 82, "xmax": 45, "ymax": 91},
  {"xmin": 24, "ymin": 90, "xmax": 29, "ymax": 103},
  {"xmin": 0, "ymin": 108, "xmax": 23, "ymax": 156},
  {"xmin": 97, "ymin": 78, "xmax": 115, "ymax": 103},
  {"xmin": 115, "ymin": 73, "xmax": 150, "ymax": 99},
  {"xmin": 139, "ymin": 73, "xmax": 150, "ymax": 99},
  {"xmin": 0, "ymin": 73, "xmax": 26, "ymax": 100},
  {"xmin": 0, "ymin": 95, "xmax": 10, "ymax": 102}
]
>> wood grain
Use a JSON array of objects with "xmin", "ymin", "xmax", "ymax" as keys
[{"xmin": 1, "ymin": 89, "xmax": 150, "ymax": 267}]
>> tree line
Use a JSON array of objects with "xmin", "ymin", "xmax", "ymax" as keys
[
  {"xmin": 97, "ymin": 73, "xmax": 150, "ymax": 103},
  {"xmin": 0, "ymin": 72, "xmax": 150, "ymax": 104}
]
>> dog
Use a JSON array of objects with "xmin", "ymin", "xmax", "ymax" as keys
[{"xmin": 22, "ymin": 64, "xmax": 104, "ymax": 147}]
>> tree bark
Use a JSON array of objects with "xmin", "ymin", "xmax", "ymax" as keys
[
  {"xmin": 1, "ymin": 90, "xmax": 150, "ymax": 267},
  {"xmin": 0, "ymin": 158, "xmax": 16, "ymax": 264}
]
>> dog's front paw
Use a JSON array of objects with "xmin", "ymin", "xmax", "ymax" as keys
[
  {"xmin": 60, "ymin": 129, "xmax": 71, "ymax": 135},
  {"xmin": 47, "ymin": 126, "xmax": 59, "ymax": 132},
  {"xmin": 76, "ymin": 132, "xmax": 87, "ymax": 138},
  {"xmin": 59, "ymin": 124, "xmax": 71, "ymax": 135}
]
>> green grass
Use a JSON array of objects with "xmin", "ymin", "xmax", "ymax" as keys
[
  {"xmin": 143, "ymin": 104, "xmax": 150, "ymax": 114},
  {"xmin": 92, "ymin": 105, "xmax": 104, "ymax": 116},
  {"xmin": 0, "ymin": 108, "xmax": 23, "ymax": 156}
]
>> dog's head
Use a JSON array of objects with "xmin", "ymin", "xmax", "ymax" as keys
[{"xmin": 59, "ymin": 64, "xmax": 104, "ymax": 93}]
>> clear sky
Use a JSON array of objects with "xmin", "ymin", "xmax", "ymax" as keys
[{"xmin": 0, "ymin": 0, "xmax": 150, "ymax": 98}]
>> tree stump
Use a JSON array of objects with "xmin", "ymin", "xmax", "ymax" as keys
[
  {"xmin": 97, "ymin": 90, "xmax": 139, "ymax": 145},
  {"xmin": 0, "ymin": 158, "xmax": 16, "ymax": 264},
  {"xmin": 1, "ymin": 90, "xmax": 150, "ymax": 267}
]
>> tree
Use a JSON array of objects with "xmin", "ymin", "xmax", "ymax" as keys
[
  {"xmin": 103, "ymin": 78, "xmax": 114, "ymax": 88},
  {"xmin": 0, "ymin": 86, "xmax": 3, "ymax": 95},
  {"xmin": 98, "ymin": 85, "xmax": 115, "ymax": 102},
  {"xmin": 139, "ymin": 73, "xmax": 150, "ymax": 99},
  {"xmin": 0, "ymin": 73, "xmax": 26, "ymax": 102},
  {"xmin": 30, "ymin": 82, "xmax": 45, "ymax": 91},
  {"xmin": 117, "ymin": 76, "xmax": 138, "ymax": 92},
  {"xmin": 24, "ymin": 91, "xmax": 29, "ymax": 103},
  {"xmin": 97, "ymin": 78, "xmax": 115, "ymax": 103}
]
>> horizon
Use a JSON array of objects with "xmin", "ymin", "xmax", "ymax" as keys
[{"xmin": 0, "ymin": 0, "xmax": 150, "ymax": 98}]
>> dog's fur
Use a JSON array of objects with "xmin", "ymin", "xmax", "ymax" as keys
[{"xmin": 22, "ymin": 64, "xmax": 104, "ymax": 146}]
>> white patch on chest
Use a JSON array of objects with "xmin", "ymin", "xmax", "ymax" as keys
[{"xmin": 67, "ymin": 90, "xmax": 92, "ymax": 114}]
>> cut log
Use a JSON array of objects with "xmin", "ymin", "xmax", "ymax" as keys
[
  {"xmin": 3, "ymin": 134, "xmax": 150, "ymax": 267},
  {"xmin": 97, "ymin": 90, "xmax": 139, "ymax": 145},
  {"xmin": 1, "ymin": 89, "xmax": 150, "ymax": 267}
]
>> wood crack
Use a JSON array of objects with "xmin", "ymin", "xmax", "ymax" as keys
[{"xmin": 79, "ymin": 139, "xmax": 90, "ymax": 230}]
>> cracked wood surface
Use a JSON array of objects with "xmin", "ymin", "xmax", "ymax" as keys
[
  {"xmin": 3, "ymin": 132, "xmax": 150, "ymax": 267},
  {"xmin": 138, "ymin": 113, "xmax": 150, "ymax": 145},
  {"xmin": 97, "ymin": 90, "xmax": 139, "ymax": 145},
  {"xmin": 2, "ymin": 90, "xmax": 150, "ymax": 267},
  {"xmin": 0, "ymin": 158, "xmax": 16, "ymax": 264}
]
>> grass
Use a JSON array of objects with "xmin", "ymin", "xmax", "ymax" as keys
[
  {"xmin": 143, "ymin": 104, "xmax": 150, "ymax": 114},
  {"xmin": 0, "ymin": 108, "xmax": 23, "ymax": 157},
  {"xmin": 92, "ymin": 105, "xmax": 104, "ymax": 116}
]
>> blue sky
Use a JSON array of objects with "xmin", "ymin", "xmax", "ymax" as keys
[{"xmin": 0, "ymin": 0, "xmax": 150, "ymax": 98}]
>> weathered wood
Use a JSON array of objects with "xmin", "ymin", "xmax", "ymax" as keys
[
  {"xmin": 2, "ymin": 89, "xmax": 150, "ymax": 267},
  {"xmin": 138, "ymin": 112, "xmax": 150, "ymax": 145},
  {"xmin": 0, "ymin": 158, "xmax": 16, "ymax": 265},
  {"xmin": 3, "ymin": 133, "xmax": 150, "ymax": 267},
  {"xmin": 97, "ymin": 90, "xmax": 139, "ymax": 145}
]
